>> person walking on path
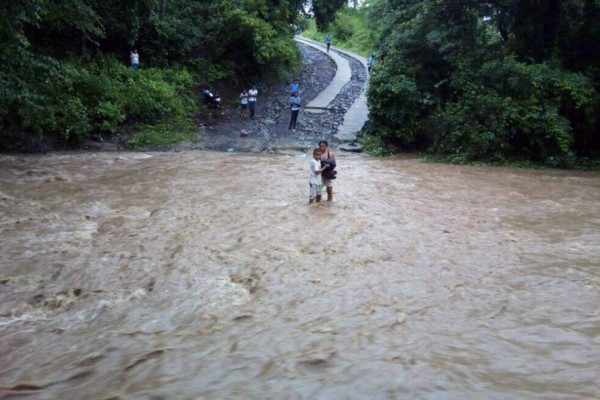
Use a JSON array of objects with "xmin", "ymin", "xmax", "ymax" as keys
[
  {"xmin": 368, "ymin": 53, "xmax": 377, "ymax": 73},
  {"xmin": 240, "ymin": 89, "xmax": 248, "ymax": 115},
  {"xmin": 248, "ymin": 86, "xmax": 258, "ymax": 119},
  {"xmin": 290, "ymin": 79, "xmax": 300, "ymax": 95},
  {"xmin": 130, "ymin": 49, "xmax": 139, "ymax": 71},
  {"xmin": 325, "ymin": 34, "xmax": 332, "ymax": 52},
  {"xmin": 319, "ymin": 140, "xmax": 337, "ymax": 202},
  {"xmin": 309, "ymin": 148, "xmax": 327, "ymax": 204},
  {"xmin": 289, "ymin": 91, "xmax": 301, "ymax": 131}
]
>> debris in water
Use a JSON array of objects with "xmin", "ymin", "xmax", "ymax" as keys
[
  {"xmin": 297, "ymin": 350, "xmax": 336, "ymax": 366},
  {"xmin": 232, "ymin": 314, "xmax": 253, "ymax": 321},
  {"xmin": 123, "ymin": 348, "xmax": 170, "ymax": 371},
  {"xmin": 395, "ymin": 313, "xmax": 407, "ymax": 324}
]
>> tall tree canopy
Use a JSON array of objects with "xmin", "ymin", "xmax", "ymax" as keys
[
  {"xmin": 311, "ymin": 0, "xmax": 347, "ymax": 31},
  {"xmin": 368, "ymin": 0, "xmax": 600, "ymax": 165}
]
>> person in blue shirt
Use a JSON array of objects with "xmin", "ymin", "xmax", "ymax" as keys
[
  {"xmin": 368, "ymin": 53, "xmax": 377, "ymax": 73},
  {"xmin": 325, "ymin": 34, "xmax": 332, "ymax": 52},
  {"xmin": 290, "ymin": 79, "xmax": 300, "ymax": 95},
  {"xmin": 289, "ymin": 92, "xmax": 301, "ymax": 131}
]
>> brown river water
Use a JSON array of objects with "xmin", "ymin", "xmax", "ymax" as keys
[{"xmin": 0, "ymin": 151, "xmax": 598, "ymax": 399}]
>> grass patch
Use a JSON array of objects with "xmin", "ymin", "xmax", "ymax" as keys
[
  {"xmin": 359, "ymin": 135, "xmax": 396, "ymax": 157},
  {"xmin": 126, "ymin": 121, "xmax": 196, "ymax": 150}
]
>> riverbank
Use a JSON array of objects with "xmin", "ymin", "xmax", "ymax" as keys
[
  {"xmin": 142, "ymin": 42, "xmax": 368, "ymax": 154},
  {"xmin": 0, "ymin": 43, "xmax": 366, "ymax": 156}
]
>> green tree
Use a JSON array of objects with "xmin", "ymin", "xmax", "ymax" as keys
[
  {"xmin": 367, "ymin": 0, "xmax": 600, "ymax": 164},
  {"xmin": 311, "ymin": 0, "xmax": 346, "ymax": 31}
]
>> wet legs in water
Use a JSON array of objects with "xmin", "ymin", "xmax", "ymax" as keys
[
  {"xmin": 289, "ymin": 109, "xmax": 299, "ymax": 130},
  {"xmin": 326, "ymin": 185, "xmax": 333, "ymax": 201},
  {"xmin": 309, "ymin": 184, "xmax": 322, "ymax": 204}
]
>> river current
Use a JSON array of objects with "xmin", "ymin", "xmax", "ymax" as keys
[{"xmin": 0, "ymin": 151, "xmax": 598, "ymax": 399}]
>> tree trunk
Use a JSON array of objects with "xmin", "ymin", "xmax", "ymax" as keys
[
  {"xmin": 160, "ymin": 0, "xmax": 167, "ymax": 18},
  {"xmin": 80, "ymin": 28, "xmax": 87, "ymax": 57}
]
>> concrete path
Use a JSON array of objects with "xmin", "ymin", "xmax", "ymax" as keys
[
  {"xmin": 295, "ymin": 36, "xmax": 369, "ymax": 145},
  {"xmin": 294, "ymin": 36, "xmax": 351, "ymax": 112}
]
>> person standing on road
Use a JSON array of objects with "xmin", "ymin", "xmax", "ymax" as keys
[
  {"xmin": 289, "ymin": 91, "xmax": 301, "ymax": 131},
  {"xmin": 319, "ymin": 140, "xmax": 337, "ymax": 202},
  {"xmin": 248, "ymin": 85, "xmax": 258, "ymax": 119},
  {"xmin": 130, "ymin": 49, "xmax": 139, "ymax": 71},
  {"xmin": 368, "ymin": 53, "xmax": 377, "ymax": 73},
  {"xmin": 325, "ymin": 34, "xmax": 332, "ymax": 52}
]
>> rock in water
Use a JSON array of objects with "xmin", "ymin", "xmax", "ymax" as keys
[{"xmin": 339, "ymin": 143, "xmax": 363, "ymax": 152}]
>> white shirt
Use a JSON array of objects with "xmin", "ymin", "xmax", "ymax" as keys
[
  {"xmin": 240, "ymin": 93, "xmax": 248, "ymax": 105},
  {"xmin": 248, "ymin": 89, "xmax": 258, "ymax": 102},
  {"xmin": 309, "ymin": 159, "xmax": 322, "ymax": 185},
  {"xmin": 130, "ymin": 52, "xmax": 139, "ymax": 64}
]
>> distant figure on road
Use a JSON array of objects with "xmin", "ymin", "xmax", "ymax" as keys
[
  {"xmin": 368, "ymin": 53, "xmax": 377, "ymax": 73},
  {"xmin": 289, "ymin": 91, "xmax": 301, "ymax": 131},
  {"xmin": 239, "ymin": 89, "xmax": 248, "ymax": 115},
  {"xmin": 130, "ymin": 49, "xmax": 139, "ymax": 71},
  {"xmin": 325, "ymin": 34, "xmax": 332, "ymax": 52},
  {"xmin": 248, "ymin": 86, "xmax": 258, "ymax": 119},
  {"xmin": 290, "ymin": 79, "xmax": 300, "ymax": 95}
]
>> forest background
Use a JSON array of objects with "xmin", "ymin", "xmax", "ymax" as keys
[{"xmin": 1, "ymin": 0, "xmax": 599, "ymax": 167}]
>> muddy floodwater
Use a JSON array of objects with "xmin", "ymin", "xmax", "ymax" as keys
[{"xmin": 0, "ymin": 151, "xmax": 599, "ymax": 399}]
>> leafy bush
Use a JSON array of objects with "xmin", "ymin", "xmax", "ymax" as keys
[
  {"xmin": 367, "ymin": 64, "xmax": 424, "ymax": 149},
  {"xmin": 0, "ymin": 56, "xmax": 92, "ymax": 144},
  {"xmin": 359, "ymin": 134, "xmax": 396, "ymax": 157},
  {"xmin": 366, "ymin": 1, "xmax": 600, "ymax": 166},
  {"xmin": 0, "ymin": 54, "xmax": 198, "ymax": 148},
  {"xmin": 426, "ymin": 59, "xmax": 594, "ymax": 165}
]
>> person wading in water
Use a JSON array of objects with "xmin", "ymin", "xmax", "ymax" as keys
[{"xmin": 319, "ymin": 140, "xmax": 337, "ymax": 202}]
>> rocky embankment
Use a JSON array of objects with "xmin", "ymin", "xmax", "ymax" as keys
[
  {"xmin": 177, "ymin": 43, "xmax": 368, "ymax": 154},
  {"xmin": 20, "ymin": 43, "xmax": 367, "ymax": 154}
]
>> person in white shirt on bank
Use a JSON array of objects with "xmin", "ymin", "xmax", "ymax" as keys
[
  {"xmin": 248, "ymin": 86, "xmax": 258, "ymax": 119},
  {"xmin": 240, "ymin": 89, "xmax": 248, "ymax": 115},
  {"xmin": 130, "ymin": 49, "xmax": 139, "ymax": 71}
]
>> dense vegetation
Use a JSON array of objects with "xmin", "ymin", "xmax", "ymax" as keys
[
  {"xmin": 300, "ymin": 4, "xmax": 378, "ymax": 57},
  {"xmin": 0, "ymin": 0, "xmax": 305, "ymax": 150},
  {"xmin": 366, "ymin": 0, "xmax": 600, "ymax": 166},
  {"xmin": 304, "ymin": 0, "xmax": 600, "ymax": 166},
  {"xmin": 3, "ymin": 0, "xmax": 599, "ymax": 167}
]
